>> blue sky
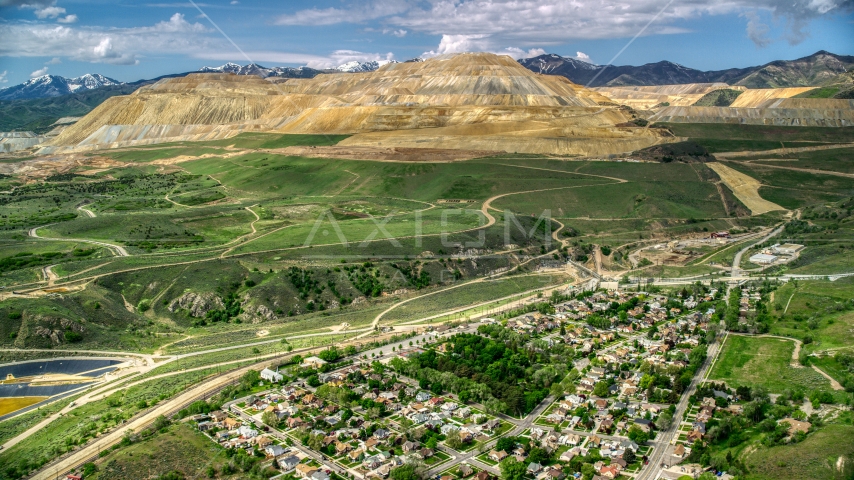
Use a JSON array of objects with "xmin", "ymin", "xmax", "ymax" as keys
[{"xmin": 0, "ymin": 0, "xmax": 852, "ymax": 85}]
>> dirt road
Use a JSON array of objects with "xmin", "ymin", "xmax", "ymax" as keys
[
  {"xmin": 716, "ymin": 142, "xmax": 854, "ymax": 159},
  {"xmin": 723, "ymin": 158, "xmax": 854, "ymax": 179},
  {"xmin": 76, "ymin": 205, "xmax": 96, "ymax": 218},
  {"xmin": 29, "ymin": 225, "xmax": 129, "ymax": 257},
  {"xmin": 27, "ymin": 362, "xmax": 260, "ymax": 480}
]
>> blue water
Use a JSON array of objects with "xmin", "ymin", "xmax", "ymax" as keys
[{"xmin": 0, "ymin": 358, "xmax": 122, "ymax": 379}]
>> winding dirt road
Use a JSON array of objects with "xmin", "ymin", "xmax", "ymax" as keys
[{"xmin": 28, "ymin": 225, "xmax": 129, "ymax": 257}]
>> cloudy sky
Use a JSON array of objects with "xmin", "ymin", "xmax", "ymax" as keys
[{"xmin": 0, "ymin": 0, "xmax": 852, "ymax": 85}]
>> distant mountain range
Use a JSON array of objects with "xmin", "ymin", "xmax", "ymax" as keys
[
  {"xmin": 198, "ymin": 62, "xmax": 326, "ymax": 78},
  {"xmin": 197, "ymin": 59, "xmax": 398, "ymax": 76},
  {"xmin": 2, "ymin": 50, "xmax": 851, "ymax": 133},
  {"xmin": 0, "ymin": 74, "xmax": 122, "ymax": 101},
  {"xmin": 0, "ymin": 60, "xmax": 394, "ymax": 102},
  {"xmin": 518, "ymin": 50, "xmax": 854, "ymax": 88},
  {"xmin": 3, "ymin": 51, "xmax": 851, "ymax": 103}
]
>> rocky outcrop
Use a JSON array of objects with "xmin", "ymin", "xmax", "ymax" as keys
[
  {"xmin": 168, "ymin": 292, "xmax": 224, "ymax": 318},
  {"xmin": 34, "ymin": 326, "xmax": 63, "ymax": 345},
  {"xmin": 17, "ymin": 315, "xmax": 85, "ymax": 346},
  {"xmin": 238, "ymin": 304, "xmax": 279, "ymax": 323}
]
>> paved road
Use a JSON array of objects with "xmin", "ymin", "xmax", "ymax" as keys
[
  {"xmin": 636, "ymin": 337, "xmax": 722, "ymax": 480},
  {"xmin": 424, "ymin": 395, "xmax": 555, "ymax": 477},
  {"xmin": 28, "ymin": 361, "xmax": 262, "ymax": 480},
  {"xmin": 731, "ymin": 224, "xmax": 784, "ymax": 279},
  {"xmin": 225, "ymin": 398, "xmax": 357, "ymax": 478},
  {"xmin": 23, "ymin": 326, "xmax": 424, "ymax": 479}
]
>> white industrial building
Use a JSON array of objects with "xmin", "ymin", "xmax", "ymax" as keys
[
  {"xmin": 772, "ymin": 244, "xmax": 805, "ymax": 255},
  {"xmin": 749, "ymin": 253, "xmax": 778, "ymax": 265}
]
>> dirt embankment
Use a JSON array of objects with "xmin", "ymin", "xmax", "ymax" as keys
[{"xmin": 707, "ymin": 162, "xmax": 786, "ymax": 216}]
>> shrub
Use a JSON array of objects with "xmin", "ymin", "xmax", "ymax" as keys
[{"xmin": 64, "ymin": 331, "xmax": 83, "ymax": 343}]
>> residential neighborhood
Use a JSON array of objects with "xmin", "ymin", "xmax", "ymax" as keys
[{"xmin": 177, "ymin": 283, "xmax": 784, "ymax": 480}]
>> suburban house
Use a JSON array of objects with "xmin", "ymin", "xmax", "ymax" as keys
[{"xmin": 301, "ymin": 356, "xmax": 328, "ymax": 369}]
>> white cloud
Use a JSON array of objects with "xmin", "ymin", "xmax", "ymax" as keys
[
  {"xmin": 46, "ymin": 56, "xmax": 62, "ymax": 64},
  {"xmin": 230, "ymin": 0, "xmax": 239, "ymax": 4},
  {"xmin": 0, "ymin": 0, "xmax": 54, "ymax": 6},
  {"xmin": 422, "ymin": 34, "xmax": 492, "ymax": 58},
  {"xmin": 0, "ymin": 13, "xmax": 214, "ymax": 65},
  {"xmin": 576, "ymin": 52, "xmax": 591, "ymax": 62},
  {"xmin": 31, "ymin": 66, "xmax": 49, "ymax": 77},
  {"xmin": 194, "ymin": 50, "xmax": 331, "ymax": 65},
  {"xmin": 382, "ymin": 28, "xmax": 407, "ymax": 37},
  {"xmin": 34, "ymin": 6, "xmax": 65, "ymax": 18},
  {"xmin": 57, "ymin": 14, "xmax": 77, "ymax": 24},
  {"xmin": 422, "ymin": 35, "xmax": 545, "ymax": 60},
  {"xmin": 281, "ymin": 0, "xmax": 854, "ymax": 47},
  {"xmin": 0, "ymin": 71, "xmax": 7, "ymax": 84},
  {"xmin": 502, "ymin": 47, "xmax": 547, "ymax": 60},
  {"xmin": 275, "ymin": 0, "xmax": 409, "ymax": 26},
  {"xmin": 309, "ymin": 50, "xmax": 395, "ymax": 69},
  {"xmin": 743, "ymin": 11, "xmax": 771, "ymax": 47}
]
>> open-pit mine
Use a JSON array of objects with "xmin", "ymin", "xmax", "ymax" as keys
[{"xmin": 42, "ymin": 53, "xmax": 671, "ymax": 157}]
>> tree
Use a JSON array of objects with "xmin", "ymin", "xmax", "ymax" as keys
[
  {"xmin": 656, "ymin": 410, "xmax": 673, "ymax": 430},
  {"xmin": 319, "ymin": 346, "xmax": 341, "ymax": 362},
  {"xmin": 445, "ymin": 430, "xmax": 463, "ymax": 450},
  {"xmin": 623, "ymin": 448, "xmax": 636, "ymax": 464},
  {"xmin": 390, "ymin": 464, "xmax": 420, "ymax": 480},
  {"xmin": 580, "ymin": 463, "xmax": 596, "ymax": 480},
  {"xmin": 593, "ymin": 381, "xmax": 609, "ymax": 397},
  {"xmin": 499, "ymin": 458, "xmax": 527, "ymax": 480},
  {"xmin": 306, "ymin": 375, "xmax": 320, "ymax": 387},
  {"xmin": 627, "ymin": 425, "xmax": 649, "ymax": 445},
  {"xmin": 527, "ymin": 447, "xmax": 550, "ymax": 465},
  {"xmin": 496, "ymin": 436, "xmax": 516, "ymax": 453},
  {"xmin": 82, "ymin": 463, "xmax": 98, "ymax": 477},
  {"xmin": 262, "ymin": 411, "xmax": 280, "ymax": 428},
  {"xmin": 307, "ymin": 433, "xmax": 324, "ymax": 451}
]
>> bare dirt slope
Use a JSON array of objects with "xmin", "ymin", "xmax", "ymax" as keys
[
  {"xmin": 45, "ymin": 53, "xmax": 669, "ymax": 157},
  {"xmin": 707, "ymin": 162, "xmax": 786, "ymax": 215},
  {"xmin": 594, "ymin": 83, "xmax": 743, "ymax": 110},
  {"xmin": 728, "ymin": 87, "xmax": 816, "ymax": 107},
  {"xmin": 649, "ymin": 104, "xmax": 854, "ymax": 127}
]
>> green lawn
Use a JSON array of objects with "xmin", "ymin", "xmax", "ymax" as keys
[{"xmin": 709, "ymin": 335, "xmax": 835, "ymax": 396}]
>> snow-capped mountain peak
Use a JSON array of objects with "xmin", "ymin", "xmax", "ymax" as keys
[
  {"xmin": 335, "ymin": 59, "xmax": 397, "ymax": 73},
  {"xmin": 199, "ymin": 62, "xmax": 244, "ymax": 74},
  {"xmin": 0, "ymin": 73, "xmax": 123, "ymax": 101},
  {"xmin": 67, "ymin": 73, "xmax": 121, "ymax": 92}
]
